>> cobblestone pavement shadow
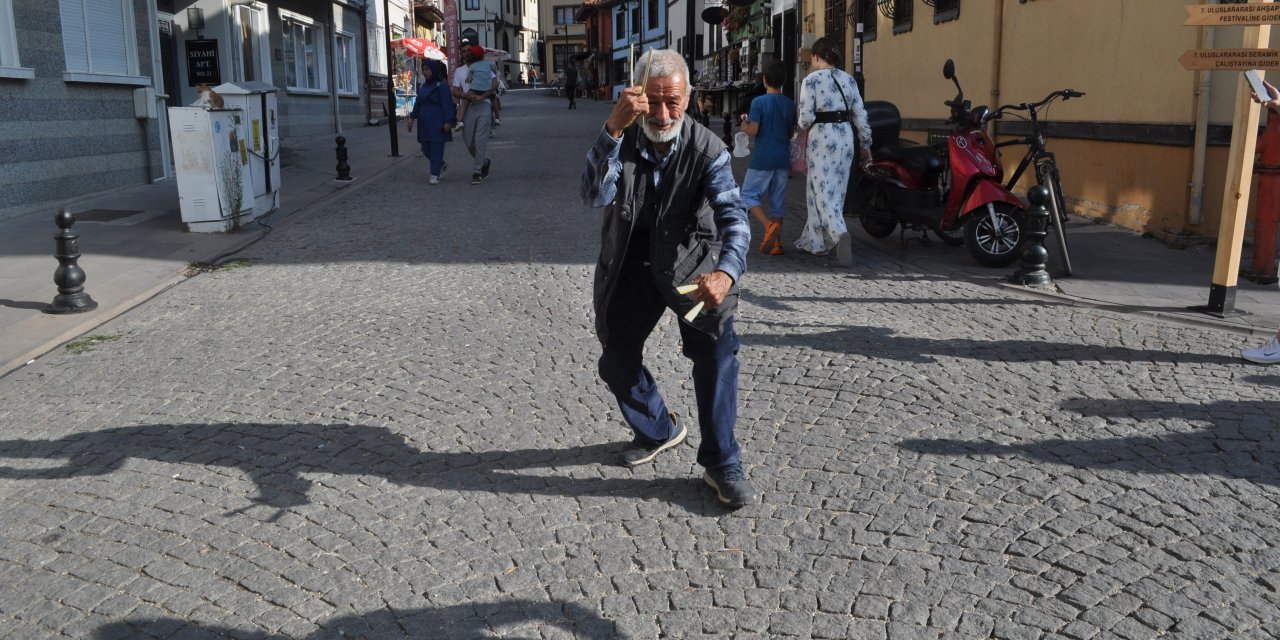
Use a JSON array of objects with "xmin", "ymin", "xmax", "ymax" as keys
[{"xmin": 91, "ymin": 599, "xmax": 611, "ymax": 638}]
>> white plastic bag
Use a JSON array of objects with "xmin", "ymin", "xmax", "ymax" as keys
[{"xmin": 733, "ymin": 131, "xmax": 750, "ymax": 158}]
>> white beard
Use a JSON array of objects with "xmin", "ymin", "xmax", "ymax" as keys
[{"xmin": 641, "ymin": 117, "xmax": 681, "ymax": 144}]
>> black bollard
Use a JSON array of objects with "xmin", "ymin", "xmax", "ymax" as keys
[
  {"xmin": 335, "ymin": 136, "xmax": 352, "ymax": 181},
  {"xmin": 1011, "ymin": 186, "xmax": 1054, "ymax": 288},
  {"xmin": 44, "ymin": 208, "xmax": 98, "ymax": 314}
]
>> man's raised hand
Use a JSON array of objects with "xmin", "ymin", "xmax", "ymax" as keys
[{"xmin": 606, "ymin": 85, "xmax": 650, "ymax": 138}]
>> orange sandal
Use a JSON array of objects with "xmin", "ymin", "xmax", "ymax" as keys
[{"xmin": 759, "ymin": 220, "xmax": 782, "ymax": 254}]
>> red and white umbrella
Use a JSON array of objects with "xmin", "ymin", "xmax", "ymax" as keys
[
  {"xmin": 483, "ymin": 47, "xmax": 511, "ymax": 62},
  {"xmin": 391, "ymin": 38, "xmax": 446, "ymax": 61}
]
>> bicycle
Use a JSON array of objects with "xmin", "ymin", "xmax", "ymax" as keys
[{"xmin": 991, "ymin": 88, "xmax": 1086, "ymax": 276}]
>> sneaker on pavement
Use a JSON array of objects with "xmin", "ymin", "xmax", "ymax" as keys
[
  {"xmin": 703, "ymin": 463, "xmax": 758, "ymax": 508},
  {"xmin": 470, "ymin": 172, "xmax": 483, "ymax": 185},
  {"xmin": 493, "ymin": 118, "xmax": 502, "ymax": 127},
  {"xmin": 836, "ymin": 231, "xmax": 853, "ymax": 267},
  {"xmin": 1242, "ymin": 336, "xmax": 1280, "ymax": 364},
  {"xmin": 481, "ymin": 158, "xmax": 492, "ymax": 179},
  {"xmin": 453, "ymin": 122, "xmax": 464, "ymax": 131},
  {"xmin": 429, "ymin": 175, "xmax": 439, "ymax": 185},
  {"xmin": 620, "ymin": 413, "xmax": 687, "ymax": 467}
]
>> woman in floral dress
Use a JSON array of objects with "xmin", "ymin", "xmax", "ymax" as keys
[{"xmin": 795, "ymin": 37, "xmax": 872, "ymax": 265}]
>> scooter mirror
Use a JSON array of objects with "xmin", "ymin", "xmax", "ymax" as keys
[{"xmin": 943, "ymin": 59, "xmax": 955, "ymax": 80}]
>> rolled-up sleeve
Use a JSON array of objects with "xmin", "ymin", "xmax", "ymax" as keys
[
  {"xmin": 581, "ymin": 126, "xmax": 623, "ymax": 208},
  {"xmin": 704, "ymin": 149, "xmax": 750, "ymax": 283}
]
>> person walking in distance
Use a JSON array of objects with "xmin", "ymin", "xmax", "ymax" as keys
[
  {"xmin": 405, "ymin": 59, "xmax": 455, "ymax": 185},
  {"xmin": 795, "ymin": 36, "xmax": 872, "ymax": 266},
  {"xmin": 580, "ymin": 48, "xmax": 757, "ymax": 508},
  {"xmin": 565, "ymin": 62, "xmax": 579, "ymax": 109},
  {"xmin": 739, "ymin": 61, "xmax": 796, "ymax": 255},
  {"xmin": 452, "ymin": 45, "xmax": 495, "ymax": 185}
]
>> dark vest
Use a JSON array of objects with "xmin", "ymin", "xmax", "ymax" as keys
[{"xmin": 592, "ymin": 116, "xmax": 737, "ymax": 345}]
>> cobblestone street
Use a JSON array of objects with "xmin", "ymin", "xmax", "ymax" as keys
[{"xmin": 1, "ymin": 90, "xmax": 1278, "ymax": 638}]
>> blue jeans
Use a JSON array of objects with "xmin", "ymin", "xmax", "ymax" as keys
[
  {"xmin": 420, "ymin": 140, "xmax": 445, "ymax": 177},
  {"xmin": 740, "ymin": 168, "xmax": 790, "ymax": 220},
  {"xmin": 597, "ymin": 231, "xmax": 742, "ymax": 470}
]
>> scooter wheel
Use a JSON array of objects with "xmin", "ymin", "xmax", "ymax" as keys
[
  {"xmin": 861, "ymin": 215, "xmax": 896, "ymax": 238},
  {"xmin": 963, "ymin": 203, "xmax": 1026, "ymax": 267}
]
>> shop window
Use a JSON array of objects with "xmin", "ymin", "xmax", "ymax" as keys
[
  {"xmin": 281, "ymin": 11, "xmax": 327, "ymax": 91},
  {"xmin": 59, "ymin": 0, "xmax": 143, "ymax": 81},
  {"xmin": 932, "ymin": 0, "xmax": 959, "ymax": 23},
  {"xmin": 823, "ymin": 0, "xmax": 845, "ymax": 59}
]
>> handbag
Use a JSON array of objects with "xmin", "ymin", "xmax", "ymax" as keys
[{"xmin": 789, "ymin": 127, "xmax": 808, "ymax": 175}]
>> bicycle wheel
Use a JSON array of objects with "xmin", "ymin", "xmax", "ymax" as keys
[{"xmin": 1037, "ymin": 160, "xmax": 1073, "ymax": 276}]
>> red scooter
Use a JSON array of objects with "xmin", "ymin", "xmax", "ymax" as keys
[{"xmin": 848, "ymin": 59, "xmax": 1026, "ymax": 267}]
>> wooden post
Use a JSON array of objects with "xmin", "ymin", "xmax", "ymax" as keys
[{"xmin": 1194, "ymin": 14, "xmax": 1272, "ymax": 317}]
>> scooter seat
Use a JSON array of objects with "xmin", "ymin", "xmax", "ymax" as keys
[{"xmin": 877, "ymin": 140, "xmax": 944, "ymax": 174}]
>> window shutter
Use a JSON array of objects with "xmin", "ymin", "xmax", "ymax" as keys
[
  {"xmin": 60, "ymin": 0, "xmax": 131, "ymax": 74},
  {"xmin": 58, "ymin": 0, "xmax": 89, "ymax": 72}
]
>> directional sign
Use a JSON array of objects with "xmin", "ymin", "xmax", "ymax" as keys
[
  {"xmin": 1186, "ymin": 3, "xmax": 1280, "ymax": 26},
  {"xmin": 1179, "ymin": 48, "xmax": 1280, "ymax": 70}
]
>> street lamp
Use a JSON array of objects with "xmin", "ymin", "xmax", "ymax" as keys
[{"xmin": 553, "ymin": 25, "xmax": 568, "ymax": 81}]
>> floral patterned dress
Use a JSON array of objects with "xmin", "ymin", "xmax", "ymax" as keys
[{"xmin": 795, "ymin": 68, "xmax": 873, "ymax": 254}]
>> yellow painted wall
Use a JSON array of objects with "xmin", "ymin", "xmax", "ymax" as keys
[{"xmin": 840, "ymin": 0, "xmax": 1280, "ymax": 238}]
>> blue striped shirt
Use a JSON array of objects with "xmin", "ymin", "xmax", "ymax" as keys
[{"xmin": 581, "ymin": 125, "xmax": 750, "ymax": 284}]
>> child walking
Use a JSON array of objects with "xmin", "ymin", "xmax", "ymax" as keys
[{"xmin": 740, "ymin": 61, "xmax": 797, "ymax": 255}]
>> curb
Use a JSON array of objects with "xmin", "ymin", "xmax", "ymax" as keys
[{"xmin": 845, "ymin": 231, "xmax": 1271, "ymax": 339}]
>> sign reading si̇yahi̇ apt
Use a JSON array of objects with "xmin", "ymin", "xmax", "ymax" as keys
[
  {"xmin": 1185, "ymin": 3, "xmax": 1280, "ymax": 26},
  {"xmin": 1178, "ymin": 48, "xmax": 1280, "ymax": 70}
]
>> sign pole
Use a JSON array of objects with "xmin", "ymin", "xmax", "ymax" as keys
[{"xmin": 1184, "ymin": 1, "xmax": 1275, "ymax": 316}]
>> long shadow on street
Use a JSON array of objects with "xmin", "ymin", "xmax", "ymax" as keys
[
  {"xmin": 901, "ymin": 397, "xmax": 1280, "ymax": 487},
  {"xmin": 0, "ymin": 422, "xmax": 718, "ymax": 516},
  {"xmin": 738, "ymin": 321, "xmax": 1240, "ymax": 366},
  {"xmin": 93, "ymin": 599, "xmax": 614, "ymax": 639}
]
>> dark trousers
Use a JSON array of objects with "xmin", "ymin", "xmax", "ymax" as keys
[
  {"xmin": 419, "ymin": 140, "xmax": 445, "ymax": 177},
  {"xmin": 566, "ymin": 83, "xmax": 577, "ymax": 109},
  {"xmin": 598, "ymin": 231, "xmax": 742, "ymax": 470}
]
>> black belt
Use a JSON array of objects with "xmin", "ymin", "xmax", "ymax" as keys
[{"xmin": 813, "ymin": 111, "xmax": 850, "ymax": 124}]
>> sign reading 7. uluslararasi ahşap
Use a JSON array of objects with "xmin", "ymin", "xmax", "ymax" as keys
[{"xmin": 1185, "ymin": 3, "xmax": 1280, "ymax": 26}]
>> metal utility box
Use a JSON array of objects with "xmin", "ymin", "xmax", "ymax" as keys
[
  {"xmin": 213, "ymin": 81, "xmax": 280, "ymax": 217},
  {"xmin": 168, "ymin": 106, "xmax": 256, "ymax": 233}
]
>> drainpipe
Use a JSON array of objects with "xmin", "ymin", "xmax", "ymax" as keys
[
  {"xmin": 330, "ymin": 3, "xmax": 343, "ymax": 134},
  {"xmin": 360, "ymin": 1, "xmax": 372, "ymax": 124},
  {"xmin": 990, "ymin": 0, "xmax": 1003, "ymax": 139},
  {"xmin": 1189, "ymin": 6, "xmax": 1217, "ymax": 226}
]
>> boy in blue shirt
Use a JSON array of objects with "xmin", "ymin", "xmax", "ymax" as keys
[{"xmin": 740, "ymin": 61, "xmax": 796, "ymax": 255}]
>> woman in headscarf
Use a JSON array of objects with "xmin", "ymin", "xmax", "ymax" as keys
[
  {"xmin": 406, "ymin": 59, "xmax": 456, "ymax": 184},
  {"xmin": 794, "ymin": 37, "xmax": 872, "ymax": 265}
]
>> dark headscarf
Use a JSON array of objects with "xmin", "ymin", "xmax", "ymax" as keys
[{"xmin": 422, "ymin": 59, "xmax": 447, "ymax": 88}]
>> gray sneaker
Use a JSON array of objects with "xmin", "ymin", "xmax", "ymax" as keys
[
  {"xmin": 703, "ymin": 463, "xmax": 758, "ymax": 508},
  {"xmin": 621, "ymin": 413, "xmax": 687, "ymax": 466},
  {"xmin": 836, "ymin": 231, "xmax": 853, "ymax": 267}
]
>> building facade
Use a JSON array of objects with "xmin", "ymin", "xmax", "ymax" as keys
[
  {"xmin": 811, "ymin": 0, "xmax": 1277, "ymax": 239},
  {"xmin": 0, "ymin": 0, "xmax": 373, "ymax": 222}
]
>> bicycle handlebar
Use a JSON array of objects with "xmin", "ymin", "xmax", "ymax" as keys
[{"xmin": 992, "ymin": 89, "xmax": 1086, "ymax": 117}]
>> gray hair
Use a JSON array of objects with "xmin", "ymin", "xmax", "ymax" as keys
[{"xmin": 634, "ymin": 49, "xmax": 689, "ymax": 90}]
